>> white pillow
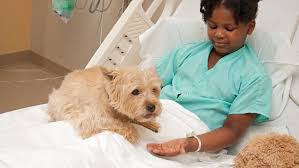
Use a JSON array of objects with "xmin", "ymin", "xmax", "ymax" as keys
[
  {"xmin": 290, "ymin": 25, "xmax": 299, "ymax": 106},
  {"xmin": 290, "ymin": 67, "xmax": 299, "ymax": 106},
  {"xmin": 139, "ymin": 17, "xmax": 298, "ymax": 154},
  {"xmin": 172, "ymin": 0, "xmax": 201, "ymax": 18},
  {"xmin": 139, "ymin": 18, "xmax": 207, "ymax": 69},
  {"xmin": 246, "ymin": 28, "xmax": 298, "ymax": 120},
  {"xmin": 256, "ymin": 0, "xmax": 299, "ymax": 40}
]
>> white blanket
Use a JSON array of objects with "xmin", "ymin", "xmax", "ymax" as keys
[{"xmin": 0, "ymin": 100, "xmax": 234, "ymax": 168}]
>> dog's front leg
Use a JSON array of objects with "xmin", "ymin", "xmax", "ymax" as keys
[
  {"xmin": 134, "ymin": 120, "xmax": 160, "ymax": 133},
  {"xmin": 107, "ymin": 122, "xmax": 140, "ymax": 144}
]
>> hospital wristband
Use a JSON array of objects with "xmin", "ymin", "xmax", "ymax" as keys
[{"xmin": 186, "ymin": 132, "xmax": 201, "ymax": 152}]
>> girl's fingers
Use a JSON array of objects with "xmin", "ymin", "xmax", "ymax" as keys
[
  {"xmin": 147, "ymin": 143, "xmax": 164, "ymax": 154},
  {"xmin": 153, "ymin": 143, "xmax": 180, "ymax": 156},
  {"xmin": 147, "ymin": 140, "xmax": 185, "ymax": 156}
]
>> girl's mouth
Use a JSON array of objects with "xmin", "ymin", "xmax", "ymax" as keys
[{"xmin": 214, "ymin": 42, "xmax": 227, "ymax": 48}]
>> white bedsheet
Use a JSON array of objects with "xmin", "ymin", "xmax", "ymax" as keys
[{"xmin": 0, "ymin": 100, "xmax": 234, "ymax": 168}]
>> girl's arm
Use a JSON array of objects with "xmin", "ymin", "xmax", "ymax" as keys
[
  {"xmin": 186, "ymin": 113, "xmax": 256, "ymax": 152},
  {"xmin": 147, "ymin": 113, "xmax": 256, "ymax": 156}
]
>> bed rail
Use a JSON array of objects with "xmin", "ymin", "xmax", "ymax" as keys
[{"xmin": 85, "ymin": 0, "xmax": 181, "ymax": 68}]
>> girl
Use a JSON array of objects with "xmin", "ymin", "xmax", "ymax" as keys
[{"xmin": 147, "ymin": 0, "xmax": 272, "ymax": 156}]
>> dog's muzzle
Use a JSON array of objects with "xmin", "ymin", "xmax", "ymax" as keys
[{"xmin": 146, "ymin": 104, "xmax": 155, "ymax": 113}]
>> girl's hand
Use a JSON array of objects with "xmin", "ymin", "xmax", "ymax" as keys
[{"xmin": 146, "ymin": 138, "xmax": 191, "ymax": 156}]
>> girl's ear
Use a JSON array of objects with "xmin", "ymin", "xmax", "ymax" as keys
[{"xmin": 247, "ymin": 20, "xmax": 256, "ymax": 35}]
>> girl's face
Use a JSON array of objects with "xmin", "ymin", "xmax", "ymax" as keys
[{"xmin": 207, "ymin": 5, "xmax": 255, "ymax": 56}]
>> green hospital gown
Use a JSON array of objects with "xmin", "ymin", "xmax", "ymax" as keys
[{"xmin": 155, "ymin": 41, "xmax": 272, "ymax": 130}]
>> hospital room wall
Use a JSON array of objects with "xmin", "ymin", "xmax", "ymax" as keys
[
  {"xmin": 0, "ymin": 1, "xmax": 32, "ymax": 55},
  {"xmin": 31, "ymin": 0, "xmax": 125, "ymax": 70}
]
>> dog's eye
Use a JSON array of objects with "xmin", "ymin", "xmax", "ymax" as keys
[
  {"xmin": 131, "ymin": 89, "xmax": 140, "ymax": 95},
  {"xmin": 152, "ymin": 87, "xmax": 159, "ymax": 93}
]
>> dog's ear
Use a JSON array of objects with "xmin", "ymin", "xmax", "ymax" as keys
[
  {"xmin": 148, "ymin": 67, "xmax": 156, "ymax": 74},
  {"xmin": 147, "ymin": 67, "xmax": 158, "ymax": 76},
  {"xmin": 100, "ymin": 66, "xmax": 119, "ymax": 81}
]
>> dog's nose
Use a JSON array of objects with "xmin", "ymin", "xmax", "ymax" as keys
[{"xmin": 146, "ymin": 104, "xmax": 155, "ymax": 112}]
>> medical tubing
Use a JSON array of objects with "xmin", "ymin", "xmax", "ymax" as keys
[
  {"xmin": 75, "ymin": 0, "xmax": 88, "ymax": 9},
  {"xmin": 89, "ymin": 0, "xmax": 112, "ymax": 13}
]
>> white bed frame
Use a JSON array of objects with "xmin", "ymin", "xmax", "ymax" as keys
[{"xmin": 85, "ymin": 0, "xmax": 181, "ymax": 68}]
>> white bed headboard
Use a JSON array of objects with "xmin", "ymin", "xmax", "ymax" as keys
[
  {"xmin": 85, "ymin": 0, "xmax": 150, "ymax": 68},
  {"xmin": 85, "ymin": 0, "xmax": 180, "ymax": 68}
]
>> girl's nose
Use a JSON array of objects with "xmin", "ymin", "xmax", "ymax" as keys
[{"xmin": 215, "ymin": 29, "xmax": 225, "ymax": 38}]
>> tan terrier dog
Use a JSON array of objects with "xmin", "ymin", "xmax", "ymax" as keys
[{"xmin": 47, "ymin": 66, "xmax": 162, "ymax": 144}]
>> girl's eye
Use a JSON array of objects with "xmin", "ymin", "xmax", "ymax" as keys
[
  {"xmin": 225, "ymin": 27, "xmax": 235, "ymax": 32},
  {"xmin": 131, "ymin": 89, "xmax": 140, "ymax": 95},
  {"xmin": 208, "ymin": 24, "xmax": 217, "ymax": 29}
]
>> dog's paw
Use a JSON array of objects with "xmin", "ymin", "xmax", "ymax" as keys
[
  {"xmin": 127, "ymin": 136, "xmax": 139, "ymax": 144},
  {"xmin": 48, "ymin": 118, "xmax": 55, "ymax": 122},
  {"xmin": 141, "ymin": 121, "xmax": 160, "ymax": 133},
  {"xmin": 150, "ymin": 122, "xmax": 160, "ymax": 133},
  {"xmin": 47, "ymin": 115, "xmax": 56, "ymax": 122},
  {"xmin": 125, "ymin": 132, "xmax": 140, "ymax": 144},
  {"xmin": 79, "ymin": 130, "xmax": 95, "ymax": 139}
]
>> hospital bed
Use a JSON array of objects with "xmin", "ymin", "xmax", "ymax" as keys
[
  {"xmin": 86, "ymin": 0, "xmax": 299, "ymax": 141},
  {"xmin": 0, "ymin": 0, "xmax": 298, "ymax": 167}
]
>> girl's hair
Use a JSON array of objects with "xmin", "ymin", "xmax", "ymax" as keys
[{"xmin": 200, "ymin": 0, "xmax": 261, "ymax": 24}]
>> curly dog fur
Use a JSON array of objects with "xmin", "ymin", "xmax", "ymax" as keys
[{"xmin": 47, "ymin": 66, "xmax": 162, "ymax": 144}]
